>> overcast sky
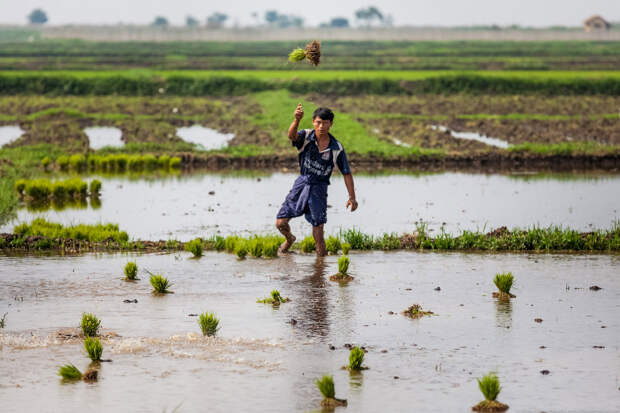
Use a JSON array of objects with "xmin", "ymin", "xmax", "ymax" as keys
[{"xmin": 1, "ymin": 0, "xmax": 619, "ymax": 27}]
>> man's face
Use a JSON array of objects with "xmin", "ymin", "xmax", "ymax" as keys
[{"xmin": 312, "ymin": 116, "xmax": 332, "ymax": 135}]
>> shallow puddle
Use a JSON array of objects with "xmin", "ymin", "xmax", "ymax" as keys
[
  {"xmin": 84, "ymin": 127, "xmax": 124, "ymax": 150},
  {"xmin": 432, "ymin": 125, "xmax": 511, "ymax": 149},
  {"xmin": 0, "ymin": 125, "xmax": 25, "ymax": 147},
  {"xmin": 177, "ymin": 125, "xmax": 234, "ymax": 150},
  {"xmin": 0, "ymin": 251, "xmax": 618, "ymax": 412},
  {"xmin": 2, "ymin": 172, "xmax": 618, "ymax": 241}
]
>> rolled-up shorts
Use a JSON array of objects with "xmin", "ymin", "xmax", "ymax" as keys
[{"xmin": 277, "ymin": 175, "xmax": 328, "ymax": 227}]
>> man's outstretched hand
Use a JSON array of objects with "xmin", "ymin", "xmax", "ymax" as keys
[
  {"xmin": 294, "ymin": 103, "xmax": 304, "ymax": 121},
  {"xmin": 346, "ymin": 198, "xmax": 358, "ymax": 212}
]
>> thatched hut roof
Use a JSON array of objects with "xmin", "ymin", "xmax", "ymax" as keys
[{"xmin": 583, "ymin": 15, "xmax": 610, "ymax": 31}]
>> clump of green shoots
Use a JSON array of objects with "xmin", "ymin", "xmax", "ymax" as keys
[
  {"xmin": 248, "ymin": 238, "xmax": 263, "ymax": 258},
  {"xmin": 402, "ymin": 304, "xmax": 434, "ymax": 319},
  {"xmin": 326, "ymin": 236, "xmax": 341, "ymax": 255},
  {"xmin": 58, "ymin": 364, "xmax": 82, "ymax": 381},
  {"xmin": 0, "ymin": 312, "xmax": 6, "ymax": 328},
  {"xmin": 198, "ymin": 312, "xmax": 220, "ymax": 336},
  {"xmin": 300, "ymin": 236, "xmax": 316, "ymax": 253},
  {"xmin": 149, "ymin": 273, "xmax": 173, "ymax": 294},
  {"xmin": 235, "ymin": 241, "xmax": 248, "ymax": 259},
  {"xmin": 342, "ymin": 243, "xmax": 351, "ymax": 255},
  {"xmin": 257, "ymin": 289, "xmax": 291, "ymax": 305},
  {"xmin": 262, "ymin": 240, "xmax": 279, "ymax": 258},
  {"xmin": 81, "ymin": 313, "xmax": 100, "ymax": 337},
  {"xmin": 185, "ymin": 238, "xmax": 203, "ymax": 258},
  {"xmin": 84, "ymin": 337, "xmax": 103, "ymax": 362},
  {"xmin": 338, "ymin": 254, "xmax": 350, "ymax": 274},
  {"xmin": 89, "ymin": 179, "xmax": 102, "ymax": 196},
  {"xmin": 493, "ymin": 272, "xmax": 516, "ymax": 299},
  {"xmin": 347, "ymin": 346, "xmax": 368, "ymax": 371},
  {"xmin": 124, "ymin": 261, "xmax": 138, "ymax": 280},
  {"xmin": 316, "ymin": 374, "xmax": 347, "ymax": 407},
  {"xmin": 472, "ymin": 372, "xmax": 509, "ymax": 412}
]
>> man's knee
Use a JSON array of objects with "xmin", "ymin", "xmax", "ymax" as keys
[{"xmin": 276, "ymin": 218, "xmax": 289, "ymax": 230}]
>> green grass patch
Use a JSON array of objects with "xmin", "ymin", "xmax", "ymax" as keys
[
  {"xmin": 13, "ymin": 218, "xmax": 129, "ymax": 243},
  {"xmin": 509, "ymin": 141, "xmax": 620, "ymax": 156}
]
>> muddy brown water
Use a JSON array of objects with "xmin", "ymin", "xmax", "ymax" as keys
[
  {"xmin": 0, "ymin": 251, "xmax": 618, "ymax": 412},
  {"xmin": 2, "ymin": 172, "xmax": 619, "ymax": 241}
]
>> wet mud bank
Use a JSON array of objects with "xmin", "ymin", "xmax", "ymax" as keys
[{"xmin": 176, "ymin": 151, "xmax": 620, "ymax": 172}]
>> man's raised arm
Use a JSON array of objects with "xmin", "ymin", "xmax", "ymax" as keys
[{"xmin": 288, "ymin": 103, "xmax": 304, "ymax": 141}]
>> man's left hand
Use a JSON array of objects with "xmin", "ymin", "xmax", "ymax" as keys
[{"xmin": 346, "ymin": 198, "xmax": 358, "ymax": 212}]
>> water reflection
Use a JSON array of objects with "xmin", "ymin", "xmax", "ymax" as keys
[
  {"xmin": 24, "ymin": 197, "xmax": 97, "ymax": 212},
  {"xmin": 494, "ymin": 298, "xmax": 513, "ymax": 329},
  {"xmin": 293, "ymin": 256, "xmax": 330, "ymax": 340}
]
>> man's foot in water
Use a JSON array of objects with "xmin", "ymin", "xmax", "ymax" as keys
[{"xmin": 278, "ymin": 235, "xmax": 296, "ymax": 254}]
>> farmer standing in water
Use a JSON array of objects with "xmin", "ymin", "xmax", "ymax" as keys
[{"xmin": 276, "ymin": 103, "xmax": 358, "ymax": 256}]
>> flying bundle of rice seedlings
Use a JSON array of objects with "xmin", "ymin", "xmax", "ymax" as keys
[
  {"xmin": 315, "ymin": 374, "xmax": 347, "ymax": 407},
  {"xmin": 58, "ymin": 364, "xmax": 82, "ymax": 380},
  {"xmin": 472, "ymin": 372, "xmax": 509, "ymax": 412},
  {"xmin": 288, "ymin": 40, "xmax": 321, "ymax": 66},
  {"xmin": 493, "ymin": 272, "xmax": 516, "ymax": 299},
  {"xmin": 198, "ymin": 312, "xmax": 220, "ymax": 336},
  {"xmin": 257, "ymin": 289, "xmax": 291, "ymax": 305},
  {"xmin": 402, "ymin": 304, "xmax": 434, "ymax": 319},
  {"xmin": 81, "ymin": 313, "xmax": 101, "ymax": 337}
]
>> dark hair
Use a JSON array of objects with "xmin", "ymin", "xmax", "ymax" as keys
[{"xmin": 312, "ymin": 107, "xmax": 334, "ymax": 122}]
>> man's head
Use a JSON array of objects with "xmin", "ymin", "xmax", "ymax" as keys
[{"xmin": 312, "ymin": 107, "xmax": 334, "ymax": 136}]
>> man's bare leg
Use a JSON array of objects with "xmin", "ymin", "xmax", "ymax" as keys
[
  {"xmin": 313, "ymin": 225, "xmax": 326, "ymax": 257},
  {"xmin": 276, "ymin": 218, "xmax": 296, "ymax": 253}
]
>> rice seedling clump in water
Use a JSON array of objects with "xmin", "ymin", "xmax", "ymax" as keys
[
  {"xmin": 84, "ymin": 337, "xmax": 103, "ymax": 361},
  {"xmin": 326, "ymin": 236, "xmax": 341, "ymax": 255},
  {"xmin": 402, "ymin": 304, "xmax": 434, "ymax": 319},
  {"xmin": 81, "ymin": 313, "xmax": 100, "ymax": 337},
  {"xmin": 315, "ymin": 374, "xmax": 347, "ymax": 407},
  {"xmin": 58, "ymin": 364, "xmax": 82, "ymax": 380},
  {"xmin": 257, "ymin": 289, "xmax": 291, "ymax": 305},
  {"xmin": 472, "ymin": 372, "xmax": 509, "ymax": 412},
  {"xmin": 235, "ymin": 241, "xmax": 248, "ymax": 259},
  {"xmin": 198, "ymin": 312, "xmax": 220, "ymax": 336},
  {"xmin": 342, "ymin": 242, "xmax": 351, "ymax": 255},
  {"xmin": 348, "ymin": 346, "xmax": 367, "ymax": 371},
  {"xmin": 150, "ymin": 273, "xmax": 172, "ymax": 294},
  {"xmin": 301, "ymin": 236, "xmax": 316, "ymax": 253},
  {"xmin": 124, "ymin": 261, "xmax": 138, "ymax": 280},
  {"xmin": 338, "ymin": 254, "xmax": 350, "ymax": 274},
  {"xmin": 185, "ymin": 238, "xmax": 203, "ymax": 257},
  {"xmin": 493, "ymin": 272, "xmax": 516, "ymax": 299}
]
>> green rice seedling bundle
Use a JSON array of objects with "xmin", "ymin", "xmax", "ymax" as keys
[
  {"xmin": 0, "ymin": 312, "xmax": 7, "ymax": 328},
  {"xmin": 57, "ymin": 155, "xmax": 70, "ymax": 171},
  {"xmin": 315, "ymin": 374, "xmax": 347, "ymax": 407},
  {"xmin": 262, "ymin": 239, "xmax": 280, "ymax": 258},
  {"xmin": 248, "ymin": 238, "xmax": 263, "ymax": 258},
  {"xmin": 52, "ymin": 181, "xmax": 68, "ymax": 200},
  {"xmin": 213, "ymin": 235, "xmax": 225, "ymax": 251},
  {"xmin": 325, "ymin": 236, "xmax": 341, "ymax": 255},
  {"xmin": 40, "ymin": 156, "xmax": 50, "ymax": 170},
  {"xmin": 198, "ymin": 312, "xmax": 220, "ymax": 336},
  {"xmin": 165, "ymin": 239, "xmax": 180, "ymax": 250},
  {"xmin": 89, "ymin": 179, "xmax": 102, "ymax": 196},
  {"xmin": 124, "ymin": 261, "xmax": 138, "ymax": 280},
  {"xmin": 402, "ymin": 304, "xmax": 434, "ymax": 319},
  {"xmin": 128, "ymin": 155, "xmax": 144, "ymax": 171},
  {"xmin": 348, "ymin": 346, "xmax": 367, "ymax": 371},
  {"xmin": 342, "ymin": 242, "xmax": 351, "ymax": 255},
  {"xmin": 81, "ymin": 313, "xmax": 101, "ymax": 337},
  {"xmin": 58, "ymin": 364, "xmax": 82, "ymax": 380},
  {"xmin": 288, "ymin": 40, "xmax": 321, "ymax": 66},
  {"xmin": 185, "ymin": 238, "xmax": 203, "ymax": 257},
  {"xmin": 224, "ymin": 235, "xmax": 240, "ymax": 253},
  {"xmin": 338, "ymin": 254, "xmax": 350, "ymax": 274},
  {"xmin": 69, "ymin": 154, "xmax": 87, "ymax": 172},
  {"xmin": 257, "ymin": 289, "xmax": 291, "ymax": 305},
  {"xmin": 143, "ymin": 154, "xmax": 158, "ymax": 170},
  {"xmin": 149, "ymin": 273, "xmax": 173, "ymax": 294},
  {"xmin": 24, "ymin": 179, "xmax": 51, "ymax": 200},
  {"xmin": 157, "ymin": 154, "xmax": 171, "ymax": 169},
  {"xmin": 84, "ymin": 337, "xmax": 103, "ymax": 362},
  {"xmin": 169, "ymin": 156, "xmax": 181, "ymax": 169},
  {"xmin": 493, "ymin": 272, "xmax": 516, "ymax": 299},
  {"xmin": 300, "ymin": 236, "xmax": 316, "ymax": 253},
  {"xmin": 472, "ymin": 373, "xmax": 509, "ymax": 412},
  {"xmin": 235, "ymin": 241, "xmax": 248, "ymax": 259}
]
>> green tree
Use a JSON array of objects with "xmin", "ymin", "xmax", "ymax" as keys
[
  {"xmin": 152, "ymin": 16, "xmax": 169, "ymax": 28},
  {"xmin": 186, "ymin": 16, "xmax": 200, "ymax": 27},
  {"xmin": 207, "ymin": 12, "xmax": 228, "ymax": 28},
  {"xmin": 355, "ymin": 6, "xmax": 384, "ymax": 27},
  {"xmin": 28, "ymin": 9, "xmax": 48, "ymax": 25}
]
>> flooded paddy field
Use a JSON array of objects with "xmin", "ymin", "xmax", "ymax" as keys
[
  {"xmin": 1, "ymin": 250, "xmax": 619, "ymax": 412},
  {"xmin": 2, "ymin": 172, "xmax": 619, "ymax": 241}
]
